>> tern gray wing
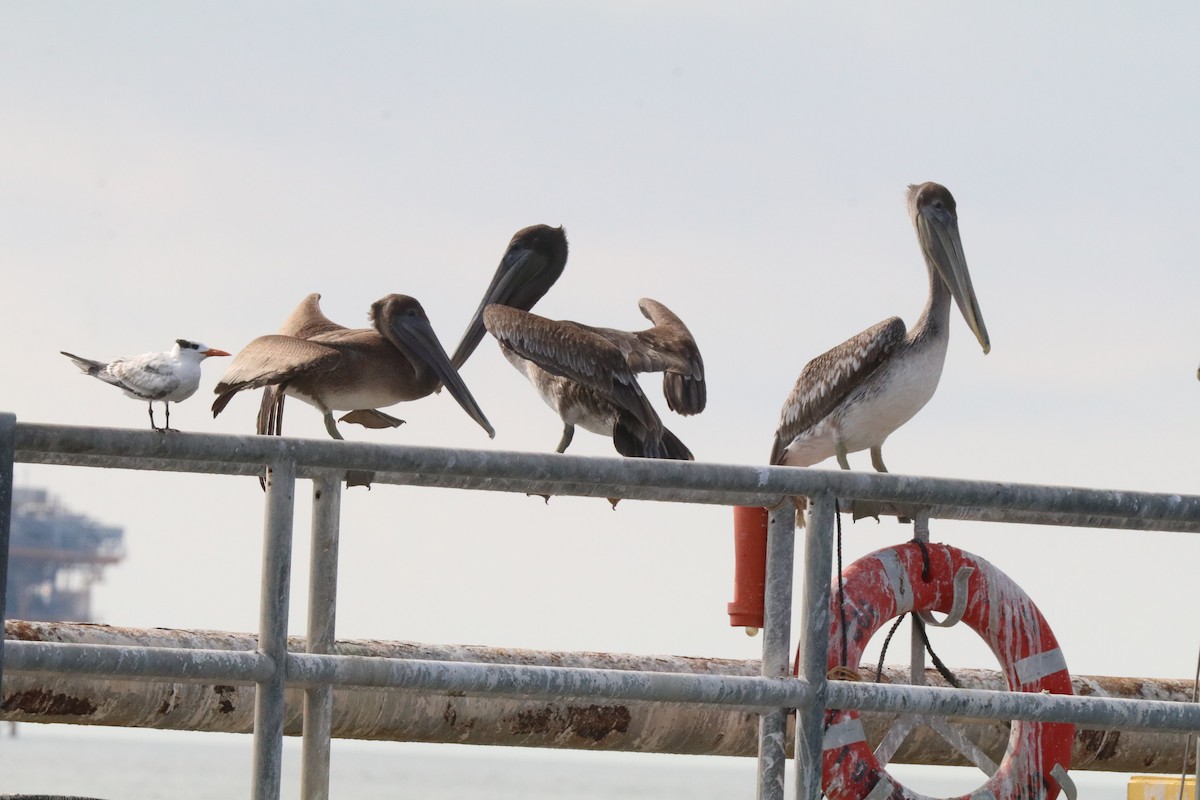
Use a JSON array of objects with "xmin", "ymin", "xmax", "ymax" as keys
[{"xmin": 105, "ymin": 353, "xmax": 184, "ymax": 400}]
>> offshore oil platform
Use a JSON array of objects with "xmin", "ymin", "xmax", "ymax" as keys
[{"xmin": 6, "ymin": 486, "xmax": 124, "ymax": 622}]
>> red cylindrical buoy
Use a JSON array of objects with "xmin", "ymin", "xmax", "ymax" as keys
[{"xmin": 728, "ymin": 505, "xmax": 769, "ymax": 633}]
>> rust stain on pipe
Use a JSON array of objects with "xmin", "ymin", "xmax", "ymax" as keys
[
  {"xmin": 509, "ymin": 705, "xmax": 630, "ymax": 743},
  {"xmin": 2, "ymin": 688, "xmax": 97, "ymax": 717}
]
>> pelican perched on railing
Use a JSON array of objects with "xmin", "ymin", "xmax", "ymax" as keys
[
  {"xmin": 451, "ymin": 224, "xmax": 706, "ymax": 461},
  {"xmin": 771, "ymin": 182, "xmax": 989, "ymax": 475},
  {"xmin": 212, "ymin": 293, "xmax": 494, "ymax": 445}
]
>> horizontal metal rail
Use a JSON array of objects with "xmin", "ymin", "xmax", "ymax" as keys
[
  {"xmin": 5, "ymin": 641, "xmax": 271, "ymax": 683},
  {"xmin": 2, "ymin": 640, "xmax": 809, "ymax": 709},
  {"xmin": 5, "ymin": 622, "xmax": 1195, "ymax": 773},
  {"xmin": 290, "ymin": 653, "xmax": 811, "ymax": 708},
  {"xmin": 8, "ymin": 639, "xmax": 1200, "ymax": 734},
  {"xmin": 7, "ymin": 417, "xmax": 1200, "ymax": 799},
  {"xmin": 827, "ymin": 680, "xmax": 1200, "ymax": 733},
  {"xmin": 13, "ymin": 423, "xmax": 1200, "ymax": 531}
]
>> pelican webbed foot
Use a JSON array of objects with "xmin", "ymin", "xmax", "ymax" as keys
[
  {"xmin": 345, "ymin": 470, "xmax": 375, "ymax": 489},
  {"xmin": 850, "ymin": 502, "xmax": 883, "ymax": 523},
  {"xmin": 339, "ymin": 409, "xmax": 405, "ymax": 430}
]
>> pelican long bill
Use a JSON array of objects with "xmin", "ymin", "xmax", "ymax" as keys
[
  {"xmin": 915, "ymin": 192, "xmax": 990, "ymax": 354},
  {"xmin": 451, "ymin": 224, "xmax": 568, "ymax": 369},
  {"xmin": 385, "ymin": 311, "xmax": 495, "ymax": 439}
]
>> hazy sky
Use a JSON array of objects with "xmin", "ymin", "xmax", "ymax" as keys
[{"xmin": 2, "ymin": 3, "xmax": 1198, "ymax": 794}]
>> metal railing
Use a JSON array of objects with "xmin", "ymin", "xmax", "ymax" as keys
[{"xmin": 2, "ymin": 413, "xmax": 1200, "ymax": 800}]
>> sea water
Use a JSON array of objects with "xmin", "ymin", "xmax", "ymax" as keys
[{"xmin": 0, "ymin": 724, "xmax": 1131, "ymax": 799}]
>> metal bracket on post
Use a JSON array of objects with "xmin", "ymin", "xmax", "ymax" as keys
[
  {"xmin": 252, "ymin": 458, "xmax": 296, "ymax": 800},
  {"xmin": 912, "ymin": 508, "xmax": 930, "ymax": 543},
  {"xmin": 918, "ymin": 566, "xmax": 974, "ymax": 628},
  {"xmin": 1051, "ymin": 763, "xmax": 1078, "ymax": 800}
]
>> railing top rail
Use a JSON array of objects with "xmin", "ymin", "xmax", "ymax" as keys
[{"xmin": 10, "ymin": 419, "xmax": 1200, "ymax": 532}]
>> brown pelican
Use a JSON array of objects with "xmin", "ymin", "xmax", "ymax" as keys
[
  {"xmin": 451, "ymin": 225, "xmax": 706, "ymax": 461},
  {"xmin": 212, "ymin": 293, "xmax": 494, "ymax": 446},
  {"xmin": 62, "ymin": 340, "xmax": 231, "ymax": 431},
  {"xmin": 771, "ymin": 182, "xmax": 989, "ymax": 475}
]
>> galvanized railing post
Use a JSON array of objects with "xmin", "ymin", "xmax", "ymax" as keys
[
  {"xmin": 0, "ymin": 414, "xmax": 15, "ymax": 694},
  {"xmin": 302, "ymin": 474, "xmax": 342, "ymax": 800},
  {"xmin": 794, "ymin": 492, "xmax": 835, "ymax": 800},
  {"xmin": 911, "ymin": 511, "xmax": 930, "ymax": 686},
  {"xmin": 253, "ymin": 460, "xmax": 297, "ymax": 800},
  {"xmin": 757, "ymin": 502, "xmax": 797, "ymax": 800}
]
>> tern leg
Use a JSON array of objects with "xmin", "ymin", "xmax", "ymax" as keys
[
  {"xmin": 555, "ymin": 424, "xmax": 575, "ymax": 454},
  {"xmin": 164, "ymin": 402, "xmax": 175, "ymax": 432},
  {"xmin": 148, "ymin": 402, "xmax": 165, "ymax": 432}
]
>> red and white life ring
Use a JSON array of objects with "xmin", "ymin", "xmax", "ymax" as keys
[{"xmin": 817, "ymin": 542, "xmax": 1074, "ymax": 800}]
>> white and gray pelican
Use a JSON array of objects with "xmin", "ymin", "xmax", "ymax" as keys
[
  {"xmin": 212, "ymin": 293, "xmax": 495, "ymax": 445},
  {"xmin": 62, "ymin": 340, "xmax": 231, "ymax": 431},
  {"xmin": 451, "ymin": 225, "xmax": 706, "ymax": 461},
  {"xmin": 771, "ymin": 182, "xmax": 989, "ymax": 473}
]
